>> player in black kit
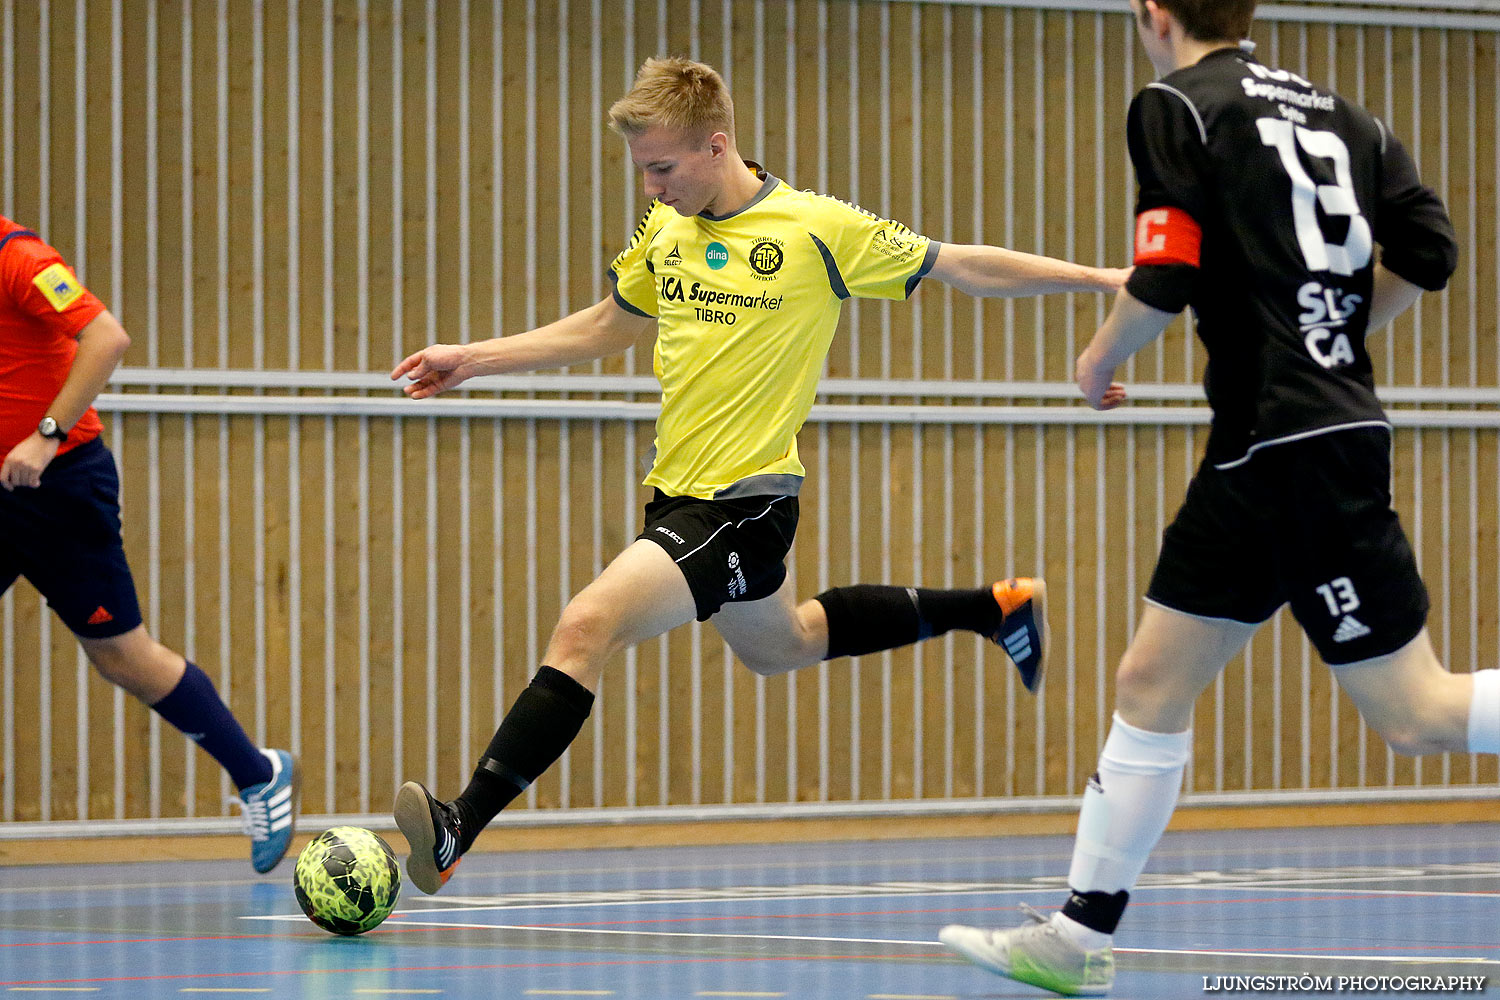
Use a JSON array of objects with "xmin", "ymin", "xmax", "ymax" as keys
[{"xmin": 939, "ymin": 0, "xmax": 1500, "ymax": 994}]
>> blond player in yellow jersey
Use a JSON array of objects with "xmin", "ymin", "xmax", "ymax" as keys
[{"xmin": 391, "ymin": 57, "xmax": 1128, "ymax": 894}]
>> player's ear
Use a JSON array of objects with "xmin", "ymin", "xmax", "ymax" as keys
[
  {"xmin": 707, "ymin": 131, "xmax": 730, "ymax": 160},
  {"xmin": 1143, "ymin": 0, "xmax": 1171, "ymax": 39}
]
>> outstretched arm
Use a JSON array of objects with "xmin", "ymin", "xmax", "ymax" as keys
[
  {"xmin": 1074, "ymin": 289, "xmax": 1176, "ymax": 410},
  {"xmin": 392, "ymin": 295, "xmax": 655, "ymax": 399},
  {"xmin": 926, "ymin": 243, "xmax": 1129, "ymax": 298}
]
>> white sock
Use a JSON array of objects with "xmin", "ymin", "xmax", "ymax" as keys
[
  {"xmin": 1469, "ymin": 669, "xmax": 1500, "ymax": 753},
  {"xmin": 1066, "ymin": 713, "xmax": 1193, "ymax": 903}
]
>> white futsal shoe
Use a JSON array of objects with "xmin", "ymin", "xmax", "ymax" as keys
[{"xmin": 940, "ymin": 904, "xmax": 1115, "ymax": 996}]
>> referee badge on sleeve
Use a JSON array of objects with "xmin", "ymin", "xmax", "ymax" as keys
[{"xmin": 32, "ymin": 263, "xmax": 85, "ymax": 312}]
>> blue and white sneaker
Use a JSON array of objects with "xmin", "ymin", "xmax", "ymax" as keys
[{"xmin": 232, "ymin": 749, "xmax": 299, "ymax": 873}]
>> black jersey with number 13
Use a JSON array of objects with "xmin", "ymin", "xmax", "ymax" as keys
[{"xmin": 1124, "ymin": 46, "xmax": 1457, "ymax": 469}]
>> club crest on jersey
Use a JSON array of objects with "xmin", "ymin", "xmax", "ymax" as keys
[{"xmin": 748, "ymin": 238, "xmax": 784, "ymax": 280}]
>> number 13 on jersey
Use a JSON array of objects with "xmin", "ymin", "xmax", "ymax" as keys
[{"xmin": 1256, "ymin": 118, "xmax": 1372, "ymax": 277}]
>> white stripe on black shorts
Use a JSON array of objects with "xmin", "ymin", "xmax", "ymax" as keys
[{"xmin": 637, "ymin": 490, "xmax": 800, "ymax": 621}]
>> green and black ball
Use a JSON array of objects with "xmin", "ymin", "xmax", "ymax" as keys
[{"xmin": 293, "ymin": 826, "xmax": 401, "ymax": 935}]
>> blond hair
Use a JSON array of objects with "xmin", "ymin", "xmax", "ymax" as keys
[{"xmin": 607, "ymin": 57, "xmax": 735, "ymax": 141}]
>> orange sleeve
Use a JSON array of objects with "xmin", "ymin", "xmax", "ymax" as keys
[{"xmin": 1, "ymin": 238, "xmax": 106, "ymax": 338}]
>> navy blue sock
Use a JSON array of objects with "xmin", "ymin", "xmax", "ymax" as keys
[{"xmin": 150, "ymin": 661, "xmax": 273, "ymax": 791}]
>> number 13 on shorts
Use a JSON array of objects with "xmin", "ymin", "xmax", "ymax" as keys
[{"xmin": 1316, "ymin": 576, "xmax": 1361, "ymax": 616}]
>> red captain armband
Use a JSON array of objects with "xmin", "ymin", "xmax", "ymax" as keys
[{"xmin": 1134, "ymin": 207, "xmax": 1202, "ymax": 267}]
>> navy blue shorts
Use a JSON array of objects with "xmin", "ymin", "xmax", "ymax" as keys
[{"xmin": 0, "ymin": 437, "xmax": 142, "ymax": 639}]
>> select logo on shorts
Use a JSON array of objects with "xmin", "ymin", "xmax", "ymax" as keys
[
  {"xmin": 654, "ymin": 525, "xmax": 686, "ymax": 546},
  {"xmin": 705, "ymin": 241, "xmax": 730, "ymax": 270},
  {"xmin": 33, "ymin": 263, "xmax": 85, "ymax": 312},
  {"xmin": 748, "ymin": 239, "xmax": 784, "ymax": 278}
]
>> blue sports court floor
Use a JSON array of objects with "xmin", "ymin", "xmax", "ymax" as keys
[{"xmin": 0, "ymin": 822, "xmax": 1495, "ymax": 998}]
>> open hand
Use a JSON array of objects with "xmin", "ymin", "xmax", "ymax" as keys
[{"xmin": 391, "ymin": 344, "xmax": 471, "ymax": 399}]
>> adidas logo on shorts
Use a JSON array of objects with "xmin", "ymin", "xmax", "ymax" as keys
[{"xmin": 1332, "ymin": 615, "xmax": 1372, "ymax": 643}]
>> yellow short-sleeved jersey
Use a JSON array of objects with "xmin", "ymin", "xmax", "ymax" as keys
[{"xmin": 608, "ymin": 164, "xmax": 939, "ymax": 499}]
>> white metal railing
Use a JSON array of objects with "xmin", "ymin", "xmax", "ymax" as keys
[{"xmin": 103, "ymin": 367, "xmax": 1500, "ymax": 407}]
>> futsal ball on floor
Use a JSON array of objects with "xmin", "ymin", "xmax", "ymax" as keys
[{"xmin": 293, "ymin": 826, "xmax": 401, "ymax": 935}]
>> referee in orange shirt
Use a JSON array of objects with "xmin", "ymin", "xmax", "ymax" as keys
[{"xmin": 0, "ymin": 217, "xmax": 298, "ymax": 872}]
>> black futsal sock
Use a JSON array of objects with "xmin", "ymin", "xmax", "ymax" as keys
[
  {"xmin": 451, "ymin": 666, "xmax": 594, "ymax": 852},
  {"xmin": 816, "ymin": 585, "xmax": 1003, "ymax": 660},
  {"xmin": 1061, "ymin": 888, "xmax": 1130, "ymax": 936}
]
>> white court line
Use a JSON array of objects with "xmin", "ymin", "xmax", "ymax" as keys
[
  {"xmin": 1179, "ymin": 882, "xmax": 1500, "ymax": 899},
  {"xmin": 245, "ymin": 870, "xmax": 1499, "ymax": 921},
  {"xmin": 310, "ymin": 916, "xmax": 1500, "ymax": 967},
  {"xmin": 366, "ymin": 919, "xmax": 941, "ymax": 948}
]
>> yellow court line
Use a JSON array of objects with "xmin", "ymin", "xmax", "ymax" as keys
[{"xmin": 7, "ymin": 991, "xmax": 102, "ymax": 994}]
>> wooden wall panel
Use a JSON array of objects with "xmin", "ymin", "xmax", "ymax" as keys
[{"xmin": 1, "ymin": 1, "xmax": 1496, "ymax": 826}]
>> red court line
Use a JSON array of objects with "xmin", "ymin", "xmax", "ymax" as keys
[{"xmin": 0, "ymin": 952, "xmax": 950, "ymax": 987}]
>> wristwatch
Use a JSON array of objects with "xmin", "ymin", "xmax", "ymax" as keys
[{"xmin": 37, "ymin": 416, "xmax": 68, "ymax": 441}]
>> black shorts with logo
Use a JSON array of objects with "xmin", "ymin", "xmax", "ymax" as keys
[
  {"xmin": 637, "ymin": 490, "xmax": 799, "ymax": 621},
  {"xmin": 1146, "ymin": 426, "xmax": 1427, "ymax": 665},
  {"xmin": 0, "ymin": 437, "xmax": 143, "ymax": 639}
]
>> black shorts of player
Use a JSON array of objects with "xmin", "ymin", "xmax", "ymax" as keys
[
  {"xmin": 1146, "ymin": 426, "xmax": 1427, "ymax": 666},
  {"xmin": 0, "ymin": 437, "xmax": 143, "ymax": 639},
  {"xmin": 637, "ymin": 490, "xmax": 799, "ymax": 622}
]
